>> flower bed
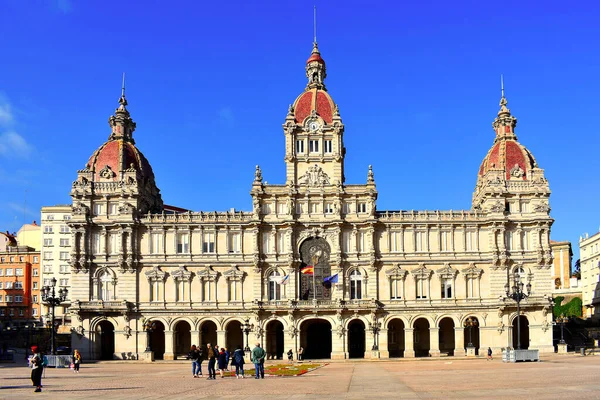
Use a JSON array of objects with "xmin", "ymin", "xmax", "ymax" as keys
[{"xmin": 219, "ymin": 363, "xmax": 325, "ymax": 377}]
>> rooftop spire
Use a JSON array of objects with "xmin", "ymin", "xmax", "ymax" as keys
[
  {"xmin": 108, "ymin": 73, "xmax": 136, "ymax": 142},
  {"xmin": 314, "ymin": 5, "xmax": 317, "ymax": 45},
  {"xmin": 306, "ymin": 6, "xmax": 326, "ymax": 90},
  {"xmin": 492, "ymin": 74, "xmax": 517, "ymax": 137}
]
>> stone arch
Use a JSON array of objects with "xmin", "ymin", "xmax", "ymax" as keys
[
  {"xmin": 95, "ymin": 319, "xmax": 115, "ymax": 360},
  {"xmin": 298, "ymin": 316, "xmax": 333, "ymax": 359},
  {"xmin": 199, "ymin": 319, "xmax": 218, "ymax": 350},
  {"xmin": 386, "ymin": 317, "xmax": 406, "ymax": 358},
  {"xmin": 459, "ymin": 313, "xmax": 487, "ymax": 327},
  {"xmin": 410, "ymin": 314, "xmax": 435, "ymax": 328},
  {"xmin": 511, "ymin": 314, "xmax": 530, "ymax": 350},
  {"xmin": 89, "ymin": 315, "xmax": 119, "ymax": 332},
  {"xmin": 173, "ymin": 319, "xmax": 192, "ymax": 359},
  {"xmin": 347, "ymin": 318, "xmax": 366, "ymax": 359},
  {"xmin": 382, "ymin": 314, "xmax": 410, "ymax": 328},
  {"xmin": 412, "ymin": 317, "xmax": 431, "ymax": 357},
  {"xmin": 265, "ymin": 319, "xmax": 285, "ymax": 360},
  {"xmin": 438, "ymin": 317, "xmax": 455, "ymax": 356},
  {"xmin": 435, "ymin": 314, "xmax": 460, "ymax": 328},
  {"xmin": 225, "ymin": 318, "xmax": 245, "ymax": 353}
]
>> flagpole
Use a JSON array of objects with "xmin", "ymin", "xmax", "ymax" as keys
[{"xmin": 313, "ymin": 270, "xmax": 316, "ymax": 301}]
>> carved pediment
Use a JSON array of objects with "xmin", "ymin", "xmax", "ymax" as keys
[
  {"xmin": 99, "ymin": 164, "xmax": 115, "ymax": 180},
  {"xmin": 223, "ymin": 265, "xmax": 245, "ymax": 280},
  {"xmin": 462, "ymin": 263, "xmax": 483, "ymax": 278},
  {"xmin": 411, "ymin": 264, "xmax": 432, "ymax": 279},
  {"xmin": 72, "ymin": 202, "xmax": 89, "ymax": 216},
  {"xmin": 171, "ymin": 265, "xmax": 192, "ymax": 282},
  {"xmin": 298, "ymin": 164, "xmax": 330, "ymax": 187},
  {"xmin": 196, "ymin": 265, "xmax": 219, "ymax": 280},
  {"xmin": 145, "ymin": 265, "xmax": 166, "ymax": 281},
  {"xmin": 385, "ymin": 264, "xmax": 407, "ymax": 279},
  {"xmin": 436, "ymin": 263, "xmax": 458, "ymax": 279}
]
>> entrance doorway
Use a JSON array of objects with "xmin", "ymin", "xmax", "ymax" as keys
[
  {"xmin": 174, "ymin": 321, "xmax": 191, "ymax": 359},
  {"xmin": 438, "ymin": 317, "xmax": 455, "ymax": 356},
  {"xmin": 463, "ymin": 316, "xmax": 480, "ymax": 354},
  {"xmin": 150, "ymin": 321, "xmax": 165, "ymax": 360},
  {"xmin": 348, "ymin": 319, "xmax": 365, "ymax": 358},
  {"xmin": 200, "ymin": 320, "xmax": 218, "ymax": 350},
  {"xmin": 300, "ymin": 319, "xmax": 332, "ymax": 359},
  {"xmin": 413, "ymin": 318, "xmax": 430, "ymax": 357},
  {"xmin": 387, "ymin": 318, "xmax": 405, "ymax": 357},
  {"xmin": 266, "ymin": 320, "xmax": 284, "ymax": 360},
  {"xmin": 512, "ymin": 315, "xmax": 529, "ymax": 349},
  {"xmin": 96, "ymin": 320, "xmax": 115, "ymax": 360},
  {"xmin": 226, "ymin": 320, "xmax": 244, "ymax": 352}
]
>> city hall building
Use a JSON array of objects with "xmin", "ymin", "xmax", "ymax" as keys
[{"xmin": 67, "ymin": 42, "xmax": 555, "ymax": 360}]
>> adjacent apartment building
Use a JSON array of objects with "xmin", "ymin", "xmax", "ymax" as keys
[
  {"xmin": 579, "ymin": 231, "xmax": 600, "ymax": 319},
  {"xmin": 40, "ymin": 206, "xmax": 73, "ymax": 331}
]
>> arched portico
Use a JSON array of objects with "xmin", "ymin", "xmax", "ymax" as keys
[
  {"xmin": 149, "ymin": 320, "xmax": 166, "ymax": 360},
  {"xmin": 299, "ymin": 318, "xmax": 332, "ymax": 359},
  {"xmin": 348, "ymin": 319, "xmax": 366, "ymax": 358},
  {"xmin": 174, "ymin": 320, "xmax": 191, "ymax": 359},
  {"xmin": 438, "ymin": 317, "xmax": 455, "ymax": 356},
  {"xmin": 95, "ymin": 320, "xmax": 115, "ymax": 360},
  {"xmin": 266, "ymin": 320, "xmax": 284, "ymax": 359},
  {"xmin": 387, "ymin": 318, "xmax": 405, "ymax": 358},
  {"xmin": 512, "ymin": 315, "xmax": 529, "ymax": 349},
  {"xmin": 413, "ymin": 318, "xmax": 430, "ymax": 357}
]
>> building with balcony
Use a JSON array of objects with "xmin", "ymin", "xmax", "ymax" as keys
[
  {"xmin": 65, "ymin": 40, "xmax": 555, "ymax": 361},
  {"xmin": 579, "ymin": 231, "xmax": 600, "ymax": 320}
]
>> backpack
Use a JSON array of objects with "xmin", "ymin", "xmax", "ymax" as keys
[{"xmin": 41, "ymin": 355, "xmax": 49, "ymax": 367}]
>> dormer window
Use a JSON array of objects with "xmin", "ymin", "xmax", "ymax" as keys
[{"xmin": 309, "ymin": 140, "xmax": 319, "ymax": 153}]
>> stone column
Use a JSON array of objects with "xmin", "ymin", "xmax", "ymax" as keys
[
  {"xmin": 216, "ymin": 330, "xmax": 226, "ymax": 349},
  {"xmin": 379, "ymin": 328, "xmax": 390, "ymax": 358},
  {"xmin": 454, "ymin": 327, "xmax": 466, "ymax": 356},
  {"xmin": 404, "ymin": 328, "xmax": 415, "ymax": 358},
  {"xmin": 163, "ymin": 330, "xmax": 175, "ymax": 360},
  {"xmin": 191, "ymin": 330, "xmax": 201, "ymax": 347},
  {"xmin": 331, "ymin": 326, "xmax": 347, "ymax": 360},
  {"xmin": 429, "ymin": 327, "xmax": 440, "ymax": 357}
]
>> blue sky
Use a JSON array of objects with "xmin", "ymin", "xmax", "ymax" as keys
[{"xmin": 1, "ymin": 1, "xmax": 599, "ymax": 263}]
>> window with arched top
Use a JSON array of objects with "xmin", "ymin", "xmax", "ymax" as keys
[
  {"xmin": 268, "ymin": 270, "xmax": 281, "ymax": 301},
  {"xmin": 350, "ymin": 270, "xmax": 362, "ymax": 300},
  {"xmin": 99, "ymin": 270, "xmax": 113, "ymax": 301}
]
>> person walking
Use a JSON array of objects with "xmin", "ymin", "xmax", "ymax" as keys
[
  {"xmin": 73, "ymin": 349, "xmax": 82, "ymax": 373},
  {"xmin": 217, "ymin": 348, "xmax": 227, "ymax": 378},
  {"xmin": 487, "ymin": 347, "xmax": 493, "ymax": 361},
  {"xmin": 189, "ymin": 345, "xmax": 201, "ymax": 378},
  {"xmin": 297, "ymin": 346, "xmax": 304, "ymax": 361},
  {"xmin": 287, "ymin": 349, "xmax": 294, "ymax": 364},
  {"xmin": 207, "ymin": 343, "xmax": 217, "ymax": 380},
  {"xmin": 251, "ymin": 342, "xmax": 266, "ymax": 379},
  {"xmin": 29, "ymin": 346, "xmax": 43, "ymax": 392},
  {"xmin": 232, "ymin": 345, "xmax": 245, "ymax": 379},
  {"xmin": 224, "ymin": 347, "xmax": 230, "ymax": 371}
]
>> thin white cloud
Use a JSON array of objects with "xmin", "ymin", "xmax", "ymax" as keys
[
  {"xmin": 7, "ymin": 202, "xmax": 38, "ymax": 218},
  {"xmin": 0, "ymin": 131, "xmax": 33, "ymax": 158},
  {"xmin": 0, "ymin": 98, "xmax": 13, "ymax": 126},
  {"xmin": 51, "ymin": 0, "xmax": 72, "ymax": 13}
]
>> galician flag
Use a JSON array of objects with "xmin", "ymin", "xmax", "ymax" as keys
[
  {"xmin": 277, "ymin": 274, "xmax": 290, "ymax": 285},
  {"xmin": 301, "ymin": 266, "xmax": 314, "ymax": 275}
]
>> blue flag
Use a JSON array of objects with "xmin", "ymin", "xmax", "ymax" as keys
[{"xmin": 323, "ymin": 273, "xmax": 339, "ymax": 284}]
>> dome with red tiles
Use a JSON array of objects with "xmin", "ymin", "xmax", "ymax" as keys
[{"xmin": 86, "ymin": 139, "xmax": 156, "ymax": 183}]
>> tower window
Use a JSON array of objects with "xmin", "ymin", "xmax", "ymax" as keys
[
  {"xmin": 358, "ymin": 203, "xmax": 367, "ymax": 213},
  {"xmin": 296, "ymin": 140, "xmax": 305, "ymax": 154},
  {"xmin": 324, "ymin": 140, "xmax": 332, "ymax": 153},
  {"xmin": 309, "ymin": 140, "xmax": 319, "ymax": 153}
]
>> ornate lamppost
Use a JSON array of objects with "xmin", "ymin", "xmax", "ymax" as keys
[
  {"xmin": 41, "ymin": 277, "xmax": 68, "ymax": 355},
  {"xmin": 144, "ymin": 320, "xmax": 156, "ymax": 352},
  {"xmin": 242, "ymin": 319, "xmax": 254, "ymax": 353},
  {"xmin": 369, "ymin": 321, "xmax": 381, "ymax": 351},
  {"xmin": 463, "ymin": 317, "xmax": 478, "ymax": 347},
  {"xmin": 504, "ymin": 273, "xmax": 531, "ymax": 350},
  {"xmin": 556, "ymin": 314, "xmax": 568, "ymax": 345}
]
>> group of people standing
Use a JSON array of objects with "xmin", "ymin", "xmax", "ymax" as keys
[{"xmin": 189, "ymin": 342, "xmax": 267, "ymax": 380}]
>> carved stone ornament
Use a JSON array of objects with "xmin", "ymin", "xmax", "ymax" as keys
[
  {"xmin": 72, "ymin": 202, "xmax": 89, "ymax": 216},
  {"xmin": 509, "ymin": 163, "xmax": 525, "ymax": 178},
  {"xmin": 489, "ymin": 201, "xmax": 504, "ymax": 213},
  {"xmin": 123, "ymin": 325, "xmax": 132, "ymax": 338},
  {"xmin": 288, "ymin": 326, "xmax": 298, "ymax": 338},
  {"xmin": 298, "ymin": 164, "xmax": 330, "ymax": 187},
  {"xmin": 75, "ymin": 325, "xmax": 84, "ymax": 337},
  {"xmin": 118, "ymin": 203, "xmax": 135, "ymax": 214},
  {"xmin": 336, "ymin": 325, "xmax": 346, "ymax": 338},
  {"xmin": 533, "ymin": 203, "xmax": 551, "ymax": 213},
  {"xmin": 497, "ymin": 322, "xmax": 505, "ymax": 333},
  {"xmin": 254, "ymin": 165, "xmax": 263, "ymax": 184},
  {"xmin": 99, "ymin": 164, "xmax": 115, "ymax": 179},
  {"xmin": 541, "ymin": 320, "xmax": 550, "ymax": 333}
]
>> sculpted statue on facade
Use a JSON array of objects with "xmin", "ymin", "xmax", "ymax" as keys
[
  {"xmin": 509, "ymin": 163, "xmax": 525, "ymax": 178},
  {"xmin": 298, "ymin": 164, "xmax": 330, "ymax": 187},
  {"xmin": 99, "ymin": 164, "xmax": 115, "ymax": 179}
]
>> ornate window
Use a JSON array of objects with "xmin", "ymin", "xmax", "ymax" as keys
[
  {"xmin": 94, "ymin": 268, "xmax": 116, "ymax": 301},
  {"xmin": 196, "ymin": 266, "xmax": 219, "ymax": 302},
  {"xmin": 171, "ymin": 266, "xmax": 192, "ymax": 302},
  {"xmin": 224, "ymin": 265, "xmax": 245, "ymax": 302},
  {"xmin": 177, "ymin": 232, "xmax": 190, "ymax": 253},
  {"xmin": 228, "ymin": 232, "xmax": 241, "ymax": 253},
  {"xmin": 324, "ymin": 140, "xmax": 332, "ymax": 153},
  {"xmin": 202, "ymin": 232, "xmax": 215, "ymax": 253},
  {"xmin": 349, "ymin": 269, "xmax": 362, "ymax": 300},
  {"xmin": 296, "ymin": 139, "xmax": 305, "ymax": 154},
  {"xmin": 437, "ymin": 264, "xmax": 458, "ymax": 299},
  {"xmin": 386, "ymin": 264, "xmax": 407, "ymax": 300},
  {"xmin": 261, "ymin": 232, "xmax": 271, "ymax": 254},
  {"xmin": 268, "ymin": 270, "xmax": 282, "ymax": 301},
  {"xmin": 145, "ymin": 266, "xmax": 166, "ymax": 302},
  {"xmin": 150, "ymin": 232, "xmax": 163, "ymax": 254},
  {"xmin": 462, "ymin": 263, "xmax": 483, "ymax": 299},
  {"xmin": 412, "ymin": 264, "xmax": 432, "ymax": 299}
]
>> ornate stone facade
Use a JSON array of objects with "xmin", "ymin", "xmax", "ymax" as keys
[{"xmin": 68, "ymin": 42, "xmax": 555, "ymax": 360}]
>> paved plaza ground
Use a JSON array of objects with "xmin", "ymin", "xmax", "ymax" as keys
[{"xmin": 1, "ymin": 354, "xmax": 599, "ymax": 399}]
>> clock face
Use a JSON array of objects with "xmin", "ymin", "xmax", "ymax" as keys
[{"xmin": 307, "ymin": 119, "xmax": 321, "ymax": 132}]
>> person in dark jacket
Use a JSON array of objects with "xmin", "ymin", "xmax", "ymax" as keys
[
  {"xmin": 224, "ymin": 347, "xmax": 230, "ymax": 371},
  {"xmin": 189, "ymin": 345, "xmax": 201, "ymax": 377},
  {"xmin": 206, "ymin": 343, "xmax": 216, "ymax": 380},
  {"xmin": 217, "ymin": 348, "xmax": 228, "ymax": 378},
  {"xmin": 29, "ymin": 345, "xmax": 43, "ymax": 392},
  {"xmin": 232, "ymin": 345, "xmax": 245, "ymax": 379}
]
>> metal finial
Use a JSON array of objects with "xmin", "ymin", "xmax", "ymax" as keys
[
  {"xmin": 313, "ymin": 5, "xmax": 317, "ymax": 44},
  {"xmin": 122, "ymin": 72, "xmax": 126, "ymax": 97},
  {"xmin": 500, "ymin": 74, "xmax": 504, "ymax": 98}
]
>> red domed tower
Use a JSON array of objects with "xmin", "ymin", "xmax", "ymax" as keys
[
  {"xmin": 71, "ymin": 85, "xmax": 163, "ymax": 217},
  {"xmin": 282, "ymin": 41, "xmax": 346, "ymax": 187}
]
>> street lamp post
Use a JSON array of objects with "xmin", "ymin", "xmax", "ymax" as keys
[
  {"xmin": 144, "ymin": 320, "xmax": 156, "ymax": 352},
  {"xmin": 463, "ymin": 317, "xmax": 478, "ymax": 347},
  {"xmin": 504, "ymin": 273, "xmax": 531, "ymax": 350},
  {"xmin": 242, "ymin": 319, "xmax": 254, "ymax": 353},
  {"xmin": 369, "ymin": 322, "xmax": 381, "ymax": 351},
  {"xmin": 41, "ymin": 277, "xmax": 68, "ymax": 355},
  {"xmin": 556, "ymin": 314, "xmax": 568, "ymax": 345}
]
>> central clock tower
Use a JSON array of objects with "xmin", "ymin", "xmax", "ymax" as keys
[{"xmin": 283, "ymin": 41, "xmax": 345, "ymax": 188}]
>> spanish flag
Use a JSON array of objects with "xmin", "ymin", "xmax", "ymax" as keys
[{"xmin": 301, "ymin": 266, "xmax": 314, "ymax": 275}]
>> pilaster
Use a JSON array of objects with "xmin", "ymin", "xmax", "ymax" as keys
[
  {"xmin": 404, "ymin": 328, "xmax": 415, "ymax": 358},
  {"xmin": 163, "ymin": 330, "xmax": 174, "ymax": 360}
]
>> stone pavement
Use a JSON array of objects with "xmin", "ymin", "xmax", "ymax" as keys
[{"xmin": 1, "ymin": 354, "xmax": 599, "ymax": 399}]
